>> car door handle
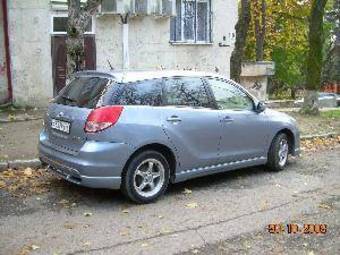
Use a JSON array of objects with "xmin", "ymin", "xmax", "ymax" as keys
[
  {"xmin": 167, "ymin": 116, "xmax": 182, "ymax": 122},
  {"xmin": 221, "ymin": 116, "xmax": 234, "ymax": 123}
]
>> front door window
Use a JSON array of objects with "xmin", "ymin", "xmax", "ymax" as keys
[{"xmin": 207, "ymin": 78, "xmax": 254, "ymax": 111}]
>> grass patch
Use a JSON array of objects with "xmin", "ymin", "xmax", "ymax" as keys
[{"xmin": 321, "ymin": 110, "xmax": 340, "ymax": 119}]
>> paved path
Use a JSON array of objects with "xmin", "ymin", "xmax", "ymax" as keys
[{"xmin": 0, "ymin": 147, "xmax": 339, "ymax": 254}]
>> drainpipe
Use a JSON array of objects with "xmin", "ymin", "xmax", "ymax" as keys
[
  {"xmin": 2, "ymin": 0, "xmax": 12, "ymax": 104},
  {"xmin": 120, "ymin": 14, "xmax": 129, "ymax": 70}
]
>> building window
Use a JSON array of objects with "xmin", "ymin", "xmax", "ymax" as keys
[
  {"xmin": 51, "ymin": 15, "xmax": 94, "ymax": 34},
  {"xmin": 170, "ymin": 0, "xmax": 212, "ymax": 43}
]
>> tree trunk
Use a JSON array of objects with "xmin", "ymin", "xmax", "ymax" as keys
[
  {"xmin": 67, "ymin": 0, "xmax": 100, "ymax": 77},
  {"xmin": 301, "ymin": 0, "xmax": 328, "ymax": 115},
  {"xmin": 254, "ymin": 0, "xmax": 266, "ymax": 61},
  {"xmin": 230, "ymin": 0, "xmax": 251, "ymax": 83}
]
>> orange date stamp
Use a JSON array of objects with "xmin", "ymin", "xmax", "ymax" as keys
[{"xmin": 267, "ymin": 224, "xmax": 327, "ymax": 234}]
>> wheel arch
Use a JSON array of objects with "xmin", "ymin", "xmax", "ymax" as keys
[
  {"xmin": 122, "ymin": 143, "xmax": 177, "ymax": 182},
  {"xmin": 275, "ymin": 128, "xmax": 296, "ymax": 154}
]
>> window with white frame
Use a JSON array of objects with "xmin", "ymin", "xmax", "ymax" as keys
[
  {"xmin": 51, "ymin": 14, "xmax": 94, "ymax": 34},
  {"xmin": 170, "ymin": 0, "xmax": 212, "ymax": 43}
]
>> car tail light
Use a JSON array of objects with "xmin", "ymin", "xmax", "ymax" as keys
[{"xmin": 85, "ymin": 106, "xmax": 123, "ymax": 133}]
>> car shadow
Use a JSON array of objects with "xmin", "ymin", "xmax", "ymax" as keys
[{"xmin": 45, "ymin": 162, "xmax": 295, "ymax": 208}]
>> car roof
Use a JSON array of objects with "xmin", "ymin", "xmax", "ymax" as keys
[{"xmin": 75, "ymin": 69, "xmax": 228, "ymax": 83}]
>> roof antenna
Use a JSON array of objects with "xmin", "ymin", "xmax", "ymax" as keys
[{"xmin": 107, "ymin": 60, "xmax": 114, "ymax": 70}]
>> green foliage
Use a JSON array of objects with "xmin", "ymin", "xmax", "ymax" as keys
[
  {"xmin": 245, "ymin": 0, "xmax": 312, "ymax": 98},
  {"xmin": 323, "ymin": 0, "xmax": 340, "ymax": 83}
]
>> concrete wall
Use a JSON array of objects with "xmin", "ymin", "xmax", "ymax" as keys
[
  {"xmin": 241, "ymin": 62, "xmax": 275, "ymax": 101},
  {"xmin": 7, "ymin": 0, "xmax": 237, "ymax": 107},
  {"xmin": 96, "ymin": 0, "xmax": 237, "ymax": 76},
  {"xmin": 7, "ymin": 0, "xmax": 53, "ymax": 107},
  {"xmin": 0, "ymin": 2, "xmax": 9, "ymax": 104}
]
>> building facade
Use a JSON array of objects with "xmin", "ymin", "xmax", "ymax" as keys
[
  {"xmin": 0, "ymin": 0, "xmax": 9, "ymax": 104},
  {"xmin": 1, "ymin": 0, "xmax": 238, "ymax": 107}
]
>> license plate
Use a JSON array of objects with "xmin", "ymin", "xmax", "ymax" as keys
[{"xmin": 51, "ymin": 119, "xmax": 71, "ymax": 134}]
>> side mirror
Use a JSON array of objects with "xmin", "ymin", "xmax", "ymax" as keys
[{"xmin": 256, "ymin": 101, "xmax": 266, "ymax": 113}]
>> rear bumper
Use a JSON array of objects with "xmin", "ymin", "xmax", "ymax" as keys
[
  {"xmin": 39, "ymin": 137, "xmax": 133, "ymax": 189},
  {"xmin": 41, "ymin": 156, "xmax": 122, "ymax": 189}
]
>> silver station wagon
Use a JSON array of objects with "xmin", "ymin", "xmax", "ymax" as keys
[{"xmin": 39, "ymin": 70, "xmax": 300, "ymax": 203}]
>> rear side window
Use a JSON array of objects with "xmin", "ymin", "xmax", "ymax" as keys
[
  {"xmin": 163, "ymin": 77, "xmax": 210, "ymax": 108},
  {"xmin": 111, "ymin": 79, "xmax": 163, "ymax": 106},
  {"xmin": 54, "ymin": 76, "xmax": 109, "ymax": 108}
]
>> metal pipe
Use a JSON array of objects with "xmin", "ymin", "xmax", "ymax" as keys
[
  {"xmin": 1, "ymin": 0, "xmax": 12, "ymax": 104},
  {"xmin": 122, "ymin": 23, "xmax": 129, "ymax": 70},
  {"xmin": 120, "ymin": 14, "xmax": 129, "ymax": 70}
]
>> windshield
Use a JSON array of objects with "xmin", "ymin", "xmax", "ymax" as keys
[{"xmin": 54, "ymin": 76, "xmax": 109, "ymax": 108}]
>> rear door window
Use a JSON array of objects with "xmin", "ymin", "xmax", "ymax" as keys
[
  {"xmin": 163, "ymin": 77, "xmax": 211, "ymax": 108},
  {"xmin": 54, "ymin": 76, "xmax": 109, "ymax": 108},
  {"xmin": 111, "ymin": 79, "xmax": 163, "ymax": 106}
]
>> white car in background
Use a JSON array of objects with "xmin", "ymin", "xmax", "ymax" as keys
[{"xmin": 295, "ymin": 93, "xmax": 338, "ymax": 108}]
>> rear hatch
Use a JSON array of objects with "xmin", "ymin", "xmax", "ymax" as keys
[{"xmin": 44, "ymin": 75, "xmax": 110, "ymax": 154}]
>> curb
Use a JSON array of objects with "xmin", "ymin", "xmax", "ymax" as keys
[
  {"xmin": 300, "ymin": 133, "xmax": 338, "ymax": 140},
  {"xmin": 0, "ymin": 159, "xmax": 41, "ymax": 171},
  {"xmin": 0, "ymin": 133, "xmax": 339, "ymax": 171},
  {"xmin": 0, "ymin": 117, "xmax": 43, "ymax": 123}
]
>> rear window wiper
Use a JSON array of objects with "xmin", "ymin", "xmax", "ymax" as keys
[{"xmin": 61, "ymin": 95, "xmax": 77, "ymax": 103}]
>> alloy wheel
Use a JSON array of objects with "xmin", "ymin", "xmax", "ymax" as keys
[
  {"xmin": 278, "ymin": 139, "xmax": 289, "ymax": 167},
  {"xmin": 133, "ymin": 158, "xmax": 165, "ymax": 198}
]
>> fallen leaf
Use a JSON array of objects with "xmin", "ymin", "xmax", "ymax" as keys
[
  {"xmin": 319, "ymin": 203, "xmax": 332, "ymax": 210},
  {"xmin": 192, "ymin": 249, "xmax": 199, "ymax": 254},
  {"xmin": 160, "ymin": 228, "xmax": 172, "ymax": 234},
  {"xmin": 183, "ymin": 188, "xmax": 193, "ymax": 195},
  {"xmin": 8, "ymin": 114, "xmax": 16, "ymax": 121},
  {"xmin": 83, "ymin": 241, "xmax": 91, "ymax": 247},
  {"xmin": 158, "ymin": 215, "xmax": 164, "ymax": 219},
  {"xmin": 0, "ymin": 180, "xmax": 6, "ymax": 189},
  {"xmin": 58, "ymin": 199, "xmax": 69, "ymax": 204},
  {"xmin": 186, "ymin": 202, "xmax": 198, "ymax": 209},
  {"xmin": 119, "ymin": 229, "xmax": 130, "ymax": 236},
  {"xmin": 83, "ymin": 212, "xmax": 93, "ymax": 217},
  {"xmin": 141, "ymin": 243, "xmax": 149, "ymax": 247},
  {"xmin": 260, "ymin": 200, "xmax": 269, "ymax": 210},
  {"xmin": 24, "ymin": 168, "xmax": 33, "ymax": 177},
  {"xmin": 64, "ymin": 223, "xmax": 76, "ymax": 229},
  {"xmin": 31, "ymin": 244, "xmax": 40, "ymax": 250}
]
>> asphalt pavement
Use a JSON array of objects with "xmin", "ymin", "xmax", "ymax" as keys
[{"xmin": 0, "ymin": 147, "xmax": 339, "ymax": 255}]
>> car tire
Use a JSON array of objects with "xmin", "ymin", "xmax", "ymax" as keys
[
  {"xmin": 121, "ymin": 150, "xmax": 170, "ymax": 204},
  {"xmin": 267, "ymin": 133, "xmax": 289, "ymax": 172}
]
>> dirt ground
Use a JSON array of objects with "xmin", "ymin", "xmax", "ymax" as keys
[
  {"xmin": 287, "ymin": 111, "xmax": 340, "ymax": 137},
  {"xmin": 0, "ymin": 146, "xmax": 339, "ymax": 254},
  {"xmin": 0, "ymin": 119, "xmax": 43, "ymax": 161},
  {"xmin": 0, "ymin": 109, "xmax": 339, "ymax": 161}
]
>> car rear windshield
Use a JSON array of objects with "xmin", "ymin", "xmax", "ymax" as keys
[{"xmin": 54, "ymin": 76, "xmax": 109, "ymax": 108}]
